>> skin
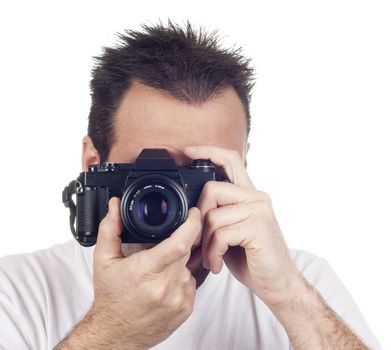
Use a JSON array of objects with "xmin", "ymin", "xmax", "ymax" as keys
[
  {"xmin": 82, "ymin": 81, "xmax": 249, "ymax": 288},
  {"xmin": 57, "ymin": 81, "xmax": 369, "ymax": 349}
]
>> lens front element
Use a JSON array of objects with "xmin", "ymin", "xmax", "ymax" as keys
[
  {"xmin": 121, "ymin": 174, "xmax": 188, "ymax": 242},
  {"xmin": 139, "ymin": 192, "xmax": 170, "ymax": 226}
]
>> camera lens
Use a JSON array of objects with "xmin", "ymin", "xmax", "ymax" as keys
[
  {"xmin": 120, "ymin": 174, "xmax": 188, "ymax": 243},
  {"xmin": 138, "ymin": 192, "xmax": 170, "ymax": 226}
]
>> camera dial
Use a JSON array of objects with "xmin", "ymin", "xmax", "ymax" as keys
[{"xmin": 189, "ymin": 159, "xmax": 214, "ymax": 168}]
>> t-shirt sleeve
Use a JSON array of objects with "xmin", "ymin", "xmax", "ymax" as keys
[
  {"xmin": 292, "ymin": 249, "xmax": 382, "ymax": 350},
  {"xmin": 0, "ymin": 266, "xmax": 35, "ymax": 350},
  {"xmin": 0, "ymin": 255, "xmax": 44, "ymax": 350},
  {"xmin": 0, "ymin": 293, "xmax": 33, "ymax": 349},
  {"xmin": 0, "ymin": 241, "xmax": 94, "ymax": 350}
]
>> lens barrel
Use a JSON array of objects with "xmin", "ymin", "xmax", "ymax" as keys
[{"xmin": 120, "ymin": 174, "xmax": 188, "ymax": 242}]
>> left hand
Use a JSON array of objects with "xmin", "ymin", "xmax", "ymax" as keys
[{"xmin": 184, "ymin": 145, "xmax": 302, "ymax": 307}]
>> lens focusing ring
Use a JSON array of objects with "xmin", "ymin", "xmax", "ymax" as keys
[{"xmin": 120, "ymin": 174, "xmax": 188, "ymax": 242}]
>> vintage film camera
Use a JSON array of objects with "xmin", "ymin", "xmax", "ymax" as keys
[{"xmin": 62, "ymin": 148, "xmax": 226, "ymax": 247}]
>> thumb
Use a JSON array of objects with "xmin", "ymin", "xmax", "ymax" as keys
[
  {"xmin": 93, "ymin": 197, "xmax": 124, "ymax": 265},
  {"xmin": 146, "ymin": 207, "xmax": 202, "ymax": 273}
]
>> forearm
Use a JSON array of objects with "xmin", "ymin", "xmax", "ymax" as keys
[
  {"xmin": 54, "ymin": 306, "xmax": 143, "ymax": 350},
  {"xmin": 263, "ymin": 274, "xmax": 369, "ymax": 349}
]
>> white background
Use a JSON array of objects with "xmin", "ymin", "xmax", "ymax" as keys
[{"xmin": 0, "ymin": 0, "xmax": 389, "ymax": 348}]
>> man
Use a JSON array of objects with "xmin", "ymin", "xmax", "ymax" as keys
[{"xmin": 0, "ymin": 20, "xmax": 381, "ymax": 349}]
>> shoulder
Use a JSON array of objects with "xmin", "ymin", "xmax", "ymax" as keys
[
  {"xmin": 0, "ymin": 240, "xmax": 85, "ymax": 289},
  {"xmin": 0, "ymin": 239, "xmax": 92, "ymax": 306},
  {"xmin": 0, "ymin": 240, "xmax": 93, "ymax": 348},
  {"xmin": 0, "ymin": 239, "xmax": 93, "ymax": 303}
]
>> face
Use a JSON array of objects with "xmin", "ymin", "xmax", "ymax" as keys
[{"xmin": 82, "ymin": 81, "xmax": 249, "ymax": 288}]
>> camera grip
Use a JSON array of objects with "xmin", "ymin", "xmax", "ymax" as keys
[{"xmin": 77, "ymin": 187, "xmax": 109, "ymax": 243}]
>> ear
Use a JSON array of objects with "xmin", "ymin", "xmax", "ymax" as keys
[
  {"xmin": 244, "ymin": 141, "xmax": 250, "ymax": 168},
  {"xmin": 82, "ymin": 135, "xmax": 100, "ymax": 172}
]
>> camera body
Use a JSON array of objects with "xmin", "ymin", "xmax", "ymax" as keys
[{"xmin": 62, "ymin": 148, "xmax": 225, "ymax": 247}]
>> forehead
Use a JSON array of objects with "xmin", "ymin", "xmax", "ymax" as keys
[{"xmin": 108, "ymin": 81, "xmax": 247, "ymax": 164}]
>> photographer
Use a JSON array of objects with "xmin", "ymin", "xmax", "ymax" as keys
[{"xmin": 0, "ymin": 21, "xmax": 381, "ymax": 349}]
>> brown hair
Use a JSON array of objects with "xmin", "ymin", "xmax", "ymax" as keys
[{"xmin": 88, "ymin": 19, "xmax": 256, "ymax": 162}]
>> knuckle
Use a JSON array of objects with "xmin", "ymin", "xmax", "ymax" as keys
[
  {"xmin": 181, "ymin": 288, "xmax": 196, "ymax": 315},
  {"xmin": 169, "ymin": 290, "xmax": 185, "ymax": 310},
  {"xmin": 182, "ymin": 274, "xmax": 194, "ymax": 286},
  {"xmin": 205, "ymin": 209, "xmax": 217, "ymax": 227},
  {"xmin": 188, "ymin": 276, "xmax": 196, "ymax": 293},
  {"xmin": 150, "ymin": 284, "xmax": 168, "ymax": 303},
  {"xmin": 182, "ymin": 299, "xmax": 195, "ymax": 317},
  {"xmin": 182, "ymin": 269, "xmax": 194, "ymax": 284},
  {"xmin": 174, "ymin": 242, "xmax": 188, "ymax": 257},
  {"xmin": 214, "ymin": 227, "xmax": 226, "ymax": 242},
  {"xmin": 190, "ymin": 206, "xmax": 201, "ymax": 217},
  {"xmin": 257, "ymin": 190, "xmax": 272, "ymax": 203},
  {"xmin": 229, "ymin": 149, "xmax": 241, "ymax": 161},
  {"xmin": 203, "ymin": 181, "xmax": 215, "ymax": 196}
]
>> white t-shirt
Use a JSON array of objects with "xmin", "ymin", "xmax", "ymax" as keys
[{"xmin": 0, "ymin": 239, "xmax": 381, "ymax": 350}]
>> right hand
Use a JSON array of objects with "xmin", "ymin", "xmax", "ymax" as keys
[{"xmin": 89, "ymin": 197, "xmax": 202, "ymax": 350}]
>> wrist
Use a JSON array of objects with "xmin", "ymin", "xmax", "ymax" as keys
[
  {"xmin": 258, "ymin": 274, "xmax": 323, "ymax": 349},
  {"xmin": 254, "ymin": 266, "xmax": 309, "ymax": 313},
  {"xmin": 268, "ymin": 274, "xmax": 315, "ymax": 318}
]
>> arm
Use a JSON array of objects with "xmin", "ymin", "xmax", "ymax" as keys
[
  {"xmin": 0, "ymin": 295, "xmax": 32, "ymax": 350},
  {"xmin": 267, "ymin": 273, "xmax": 369, "ymax": 349},
  {"xmin": 54, "ymin": 306, "xmax": 142, "ymax": 350},
  {"xmin": 55, "ymin": 198, "xmax": 201, "ymax": 350},
  {"xmin": 183, "ymin": 145, "xmax": 380, "ymax": 350}
]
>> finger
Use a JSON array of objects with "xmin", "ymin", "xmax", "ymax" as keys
[
  {"xmin": 94, "ymin": 197, "xmax": 124, "ymax": 265},
  {"xmin": 146, "ymin": 207, "xmax": 202, "ymax": 273},
  {"xmin": 197, "ymin": 181, "xmax": 262, "ymax": 223},
  {"xmin": 184, "ymin": 145, "xmax": 255, "ymax": 189},
  {"xmin": 201, "ymin": 202, "xmax": 253, "ymax": 269},
  {"xmin": 206, "ymin": 222, "xmax": 248, "ymax": 274}
]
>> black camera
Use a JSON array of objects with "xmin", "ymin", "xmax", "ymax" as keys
[{"xmin": 62, "ymin": 148, "xmax": 226, "ymax": 247}]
